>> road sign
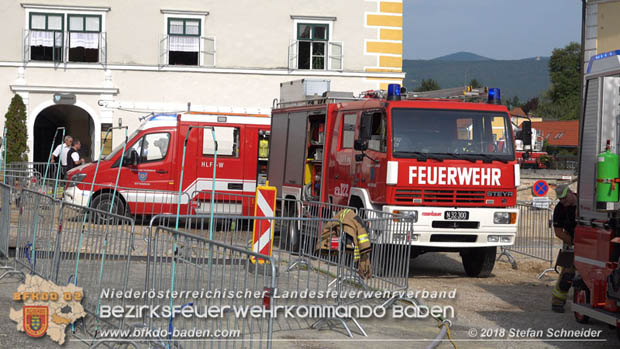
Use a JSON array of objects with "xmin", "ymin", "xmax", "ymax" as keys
[
  {"xmin": 532, "ymin": 180, "xmax": 549, "ymax": 197},
  {"xmin": 251, "ymin": 184, "xmax": 277, "ymax": 264},
  {"xmin": 532, "ymin": 196, "xmax": 551, "ymax": 209}
]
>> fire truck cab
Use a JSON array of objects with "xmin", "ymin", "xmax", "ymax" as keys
[
  {"xmin": 269, "ymin": 81, "xmax": 519, "ymax": 277},
  {"xmin": 64, "ymin": 111, "xmax": 270, "ymax": 215}
]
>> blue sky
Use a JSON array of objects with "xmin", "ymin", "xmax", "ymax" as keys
[{"xmin": 403, "ymin": 0, "xmax": 582, "ymax": 60}]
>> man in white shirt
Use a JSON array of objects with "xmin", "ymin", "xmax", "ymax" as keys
[{"xmin": 51, "ymin": 135, "xmax": 72, "ymax": 178}]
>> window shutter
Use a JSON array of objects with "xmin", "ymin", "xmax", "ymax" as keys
[
  {"xmin": 159, "ymin": 35, "xmax": 169, "ymax": 66},
  {"xmin": 328, "ymin": 41, "xmax": 343, "ymax": 71},
  {"xmin": 202, "ymin": 36, "xmax": 216, "ymax": 67},
  {"xmin": 99, "ymin": 32, "xmax": 107, "ymax": 65},
  {"xmin": 288, "ymin": 40, "xmax": 298, "ymax": 70},
  {"xmin": 24, "ymin": 30, "xmax": 31, "ymax": 63}
]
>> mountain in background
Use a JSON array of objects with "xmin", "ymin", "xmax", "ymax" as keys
[
  {"xmin": 403, "ymin": 52, "xmax": 550, "ymax": 101},
  {"xmin": 432, "ymin": 51, "xmax": 493, "ymax": 61}
]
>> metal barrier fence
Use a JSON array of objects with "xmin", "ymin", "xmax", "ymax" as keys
[
  {"xmin": 52, "ymin": 202, "xmax": 135, "ymax": 331},
  {"xmin": 148, "ymin": 199, "xmax": 416, "ymax": 337},
  {"xmin": 2, "ymin": 178, "xmax": 422, "ymax": 345},
  {"xmin": 15, "ymin": 189, "xmax": 63, "ymax": 280},
  {"xmin": 499, "ymin": 201, "xmax": 555, "ymax": 278},
  {"xmin": 134, "ymin": 225, "xmax": 277, "ymax": 349},
  {"xmin": 0, "ymin": 183, "xmax": 10, "ymax": 259}
]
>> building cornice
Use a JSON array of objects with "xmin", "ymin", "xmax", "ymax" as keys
[
  {"xmin": 21, "ymin": 3, "xmax": 111, "ymax": 12},
  {"xmin": 10, "ymin": 85, "xmax": 119, "ymax": 94},
  {"xmin": 160, "ymin": 9, "xmax": 210, "ymax": 16},
  {"xmin": 0, "ymin": 62, "xmax": 405, "ymax": 79},
  {"xmin": 290, "ymin": 15, "xmax": 337, "ymax": 21}
]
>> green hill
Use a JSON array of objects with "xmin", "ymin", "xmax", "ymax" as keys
[
  {"xmin": 433, "ymin": 51, "xmax": 493, "ymax": 61},
  {"xmin": 403, "ymin": 55, "xmax": 550, "ymax": 101}
]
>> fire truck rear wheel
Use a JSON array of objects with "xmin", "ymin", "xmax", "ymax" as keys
[
  {"xmin": 572, "ymin": 278, "xmax": 590, "ymax": 324},
  {"xmin": 460, "ymin": 246, "xmax": 496, "ymax": 277},
  {"xmin": 281, "ymin": 203, "xmax": 300, "ymax": 253}
]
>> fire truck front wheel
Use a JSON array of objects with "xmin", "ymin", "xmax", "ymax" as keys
[
  {"xmin": 91, "ymin": 192, "xmax": 127, "ymax": 222},
  {"xmin": 460, "ymin": 246, "xmax": 496, "ymax": 278}
]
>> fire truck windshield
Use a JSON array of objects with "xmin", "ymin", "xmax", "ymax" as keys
[
  {"xmin": 391, "ymin": 108, "xmax": 514, "ymax": 162},
  {"xmin": 103, "ymin": 129, "xmax": 140, "ymax": 161}
]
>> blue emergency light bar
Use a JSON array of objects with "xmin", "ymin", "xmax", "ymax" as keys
[
  {"xmin": 387, "ymin": 84, "xmax": 401, "ymax": 101},
  {"xmin": 586, "ymin": 49, "xmax": 620, "ymax": 74},
  {"xmin": 487, "ymin": 88, "xmax": 501, "ymax": 104}
]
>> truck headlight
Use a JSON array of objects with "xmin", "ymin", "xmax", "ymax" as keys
[
  {"xmin": 493, "ymin": 212, "xmax": 517, "ymax": 224},
  {"xmin": 68, "ymin": 173, "xmax": 87, "ymax": 187},
  {"xmin": 394, "ymin": 210, "xmax": 418, "ymax": 223}
]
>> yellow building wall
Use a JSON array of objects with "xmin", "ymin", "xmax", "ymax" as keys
[
  {"xmin": 364, "ymin": 1, "xmax": 404, "ymax": 90},
  {"xmin": 598, "ymin": 2, "xmax": 620, "ymax": 53}
]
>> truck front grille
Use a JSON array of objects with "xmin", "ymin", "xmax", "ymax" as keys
[
  {"xmin": 430, "ymin": 234, "xmax": 477, "ymax": 243},
  {"xmin": 431, "ymin": 221, "xmax": 480, "ymax": 229},
  {"xmin": 395, "ymin": 188, "xmax": 485, "ymax": 205}
]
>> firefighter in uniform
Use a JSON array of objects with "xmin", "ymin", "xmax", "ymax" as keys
[
  {"xmin": 551, "ymin": 184, "xmax": 577, "ymax": 313},
  {"xmin": 317, "ymin": 209, "xmax": 372, "ymax": 279}
]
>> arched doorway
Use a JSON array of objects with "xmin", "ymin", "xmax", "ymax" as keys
[{"xmin": 33, "ymin": 105, "xmax": 94, "ymax": 163}]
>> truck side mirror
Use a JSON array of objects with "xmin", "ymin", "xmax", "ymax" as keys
[
  {"xmin": 354, "ymin": 140, "xmax": 368, "ymax": 151},
  {"xmin": 123, "ymin": 149, "xmax": 139, "ymax": 167},
  {"xmin": 521, "ymin": 121, "xmax": 532, "ymax": 145}
]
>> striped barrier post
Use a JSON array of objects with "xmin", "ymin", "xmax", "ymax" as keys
[{"xmin": 251, "ymin": 183, "xmax": 277, "ymax": 264}]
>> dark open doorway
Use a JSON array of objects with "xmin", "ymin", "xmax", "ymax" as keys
[{"xmin": 33, "ymin": 105, "xmax": 94, "ymax": 163}]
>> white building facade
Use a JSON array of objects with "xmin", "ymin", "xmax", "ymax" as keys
[{"xmin": 0, "ymin": 0, "xmax": 404, "ymax": 162}]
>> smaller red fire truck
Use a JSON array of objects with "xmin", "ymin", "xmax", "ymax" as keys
[
  {"xmin": 269, "ymin": 80, "xmax": 519, "ymax": 277},
  {"xmin": 515, "ymin": 120, "xmax": 551, "ymax": 169},
  {"xmin": 64, "ymin": 111, "xmax": 270, "ymax": 216}
]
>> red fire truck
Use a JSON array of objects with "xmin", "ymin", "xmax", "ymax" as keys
[
  {"xmin": 269, "ymin": 82, "xmax": 519, "ymax": 277},
  {"xmin": 571, "ymin": 50, "xmax": 620, "ymax": 335},
  {"xmin": 515, "ymin": 120, "xmax": 551, "ymax": 169},
  {"xmin": 64, "ymin": 111, "xmax": 270, "ymax": 215}
]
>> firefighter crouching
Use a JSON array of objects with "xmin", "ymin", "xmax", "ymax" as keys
[
  {"xmin": 551, "ymin": 184, "xmax": 578, "ymax": 313},
  {"xmin": 317, "ymin": 209, "xmax": 372, "ymax": 279}
]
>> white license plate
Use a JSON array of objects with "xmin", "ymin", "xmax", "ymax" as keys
[{"xmin": 444, "ymin": 211, "xmax": 469, "ymax": 220}]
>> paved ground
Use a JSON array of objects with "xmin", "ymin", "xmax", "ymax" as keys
[{"xmin": 1, "ymin": 250, "xmax": 618, "ymax": 349}]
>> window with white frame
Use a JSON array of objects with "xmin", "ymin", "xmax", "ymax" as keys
[
  {"xmin": 68, "ymin": 15, "xmax": 101, "ymax": 62},
  {"xmin": 26, "ymin": 10, "xmax": 105, "ymax": 64},
  {"xmin": 29, "ymin": 13, "xmax": 64, "ymax": 62},
  {"xmin": 297, "ymin": 23, "xmax": 328, "ymax": 70},
  {"xmin": 289, "ymin": 20, "xmax": 342, "ymax": 71},
  {"xmin": 168, "ymin": 18, "xmax": 201, "ymax": 65}
]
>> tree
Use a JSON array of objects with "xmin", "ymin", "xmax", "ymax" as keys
[
  {"xmin": 4, "ymin": 94, "xmax": 28, "ymax": 163},
  {"xmin": 536, "ymin": 42, "xmax": 581, "ymax": 120},
  {"xmin": 504, "ymin": 96, "xmax": 521, "ymax": 110},
  {"xmin": 548, "ymin": 42, "xmax": 580, "ymax": 105},
  {"xmin": 468, "ymin": 79, "xmax": 483, "ymax": 89},
  {"xmin": 522, "ymin": 97, "xmax": 539, "ymax": 115},
  {"xmin": 414, "ymin": 79, "xmax": 441, "ymax": 92}
]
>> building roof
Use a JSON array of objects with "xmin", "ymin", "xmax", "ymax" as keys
[
  {"xmin": 531, "ymin": 120, "xmax": 579, "ymax": 147},
  {"xmin": 510, "ymin": 107, "xmax": 527, "ymax": 118}
]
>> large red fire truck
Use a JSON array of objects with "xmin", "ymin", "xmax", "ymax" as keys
[
  {"xmin": 64, "ymin": 111, "xmax": 270, "ymax": 215},
  {"xmin": 269, "ymin": 81, "xmax": 519, "ymax": 277},
  {"xmin": 571, "ymin": 50, "xmax": 620, "ymax": 335}
]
